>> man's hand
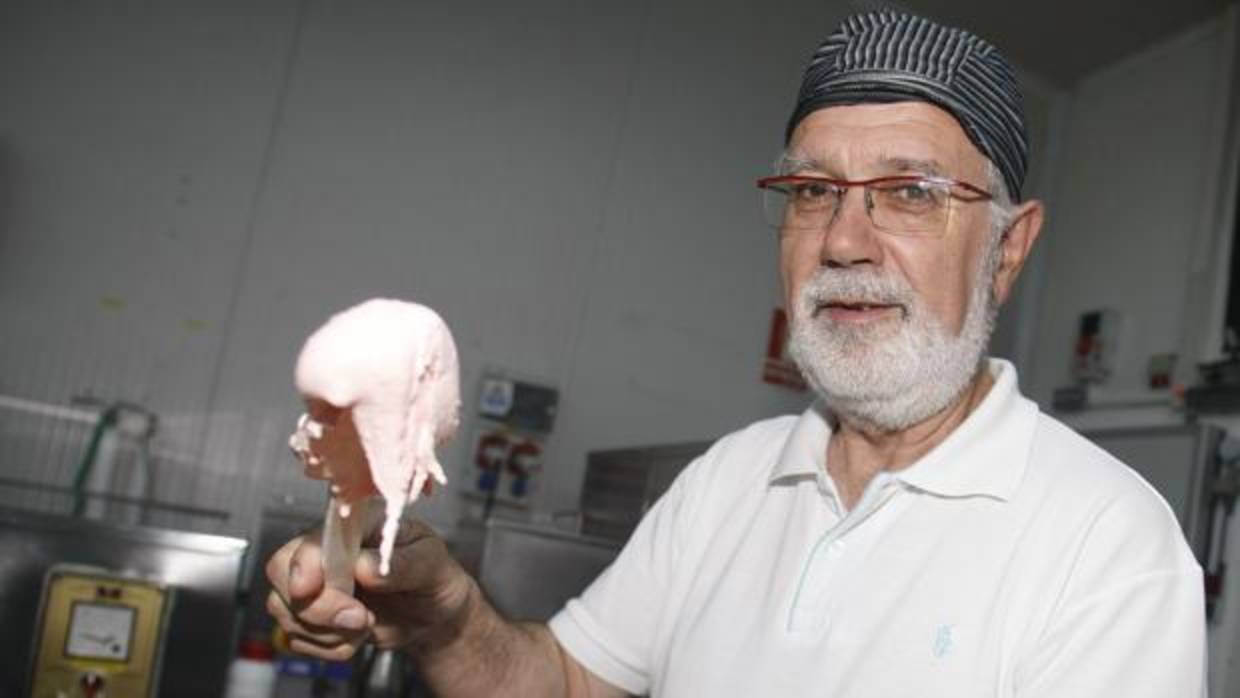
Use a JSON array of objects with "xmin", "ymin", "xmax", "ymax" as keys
[
  {"xmin": 268, "ymin": 404, "xmax": 627, "ymax": 696},
  {"xmin": 266, "ymin": 519, "xmax": 628, "ymax": 697},
  {"xmin": 265, "ymin": 517, "xmax": 473, "ymax": 661}
]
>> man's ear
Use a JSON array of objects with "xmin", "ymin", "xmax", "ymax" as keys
[{"xmin": 992, "ymin": 199, "xmax": 1044, "ymax": 306}]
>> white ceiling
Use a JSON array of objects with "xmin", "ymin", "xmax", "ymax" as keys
[{"xmin": 888, "ymin": 0, "xmax": 1232, "ymax": 86}]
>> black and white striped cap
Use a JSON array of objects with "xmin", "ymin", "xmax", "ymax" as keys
[{"xmin": 786, "ymin": 11, "xmax": 1028, "ymax": 200}]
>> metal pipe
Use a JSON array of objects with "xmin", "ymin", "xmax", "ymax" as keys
[{"xmin": 0, "ymin": 476, "xmax": 228, "ymax": 521}]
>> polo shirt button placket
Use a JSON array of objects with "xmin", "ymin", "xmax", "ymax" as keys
[
  {"xmin": 787, "ymin": 526, "xmax": 849, "ymax": 633},
  {"xmin": 787, "ymin": 478, "xmax": 902, "ymax": 633}
]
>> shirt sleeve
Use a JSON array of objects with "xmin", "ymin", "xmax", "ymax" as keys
[
  {"xmin": 548, "ymin": 451, "xmax": 709, "ymax": 696},
  {"xmin": 1013, "ymin": 491, "xmax": 1207, "ymax": 697}
]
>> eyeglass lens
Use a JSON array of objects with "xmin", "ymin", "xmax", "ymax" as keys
[{"xmin": 763, "ymin": 179, "xmax": 952, "ymax": 236}]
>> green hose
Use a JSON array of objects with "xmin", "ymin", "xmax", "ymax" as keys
[{"xmin": 71, "ymin": 405, "xmax": 119, "ymax": 516}]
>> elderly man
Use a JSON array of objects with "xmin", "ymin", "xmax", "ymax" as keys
[{"xmin": 266, "ymin": 10, "xmax": 1205, "ymax": 697}]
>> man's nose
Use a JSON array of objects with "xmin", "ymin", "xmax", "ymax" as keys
[{"xmin": 818, "ymin": 188, "xmax": 882, "ymax": 269}]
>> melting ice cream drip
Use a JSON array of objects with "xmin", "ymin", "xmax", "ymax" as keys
[{"xmin": 289, "ymin": 298, "xmax": 461, "ymax": 576}]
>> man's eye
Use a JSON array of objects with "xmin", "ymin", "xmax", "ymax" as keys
[
  {"xmin": 883, "ymin": 181, "xmax": 946, "ymax": 209},
  {"xmin": 895, "ymin": 183, "xmax": 933, "ymax": 200},
  {"xmin": 792, "ymin": 182, "xmax": 831, "ymax": 200}
]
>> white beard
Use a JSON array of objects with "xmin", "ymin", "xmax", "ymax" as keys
[{"xmin": 787, "ymin": 240, "xmax": 1001, "ymax": 432}]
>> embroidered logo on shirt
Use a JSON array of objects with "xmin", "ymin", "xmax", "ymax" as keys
[{"xmin": 932, "ymin": 624, "xmax": 954, "ymax": 658}]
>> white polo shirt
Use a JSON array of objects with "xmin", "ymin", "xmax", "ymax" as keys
[{"xmin": 549, "ymin": 360, "xmax": 1205, "ymax": 697}]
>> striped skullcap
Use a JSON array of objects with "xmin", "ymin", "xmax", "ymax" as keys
[{"xmin": 786, "ymin": 11, "xmax": 1029, "ymax": 200}]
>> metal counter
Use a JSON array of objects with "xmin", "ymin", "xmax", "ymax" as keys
[
  {"xmin": 477, "ymin": 519, "xmax": 621, "ymax": 621},
  {"xmin": 0, "ymin": 507, "xmax": 248, "ymax": 698}
]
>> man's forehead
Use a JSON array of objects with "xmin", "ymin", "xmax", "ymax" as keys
[{"xmin": 784, "ymin": 103, "xmax": 984, "ymax": 177}]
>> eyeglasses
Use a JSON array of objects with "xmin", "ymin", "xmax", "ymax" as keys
[{"xmin": 755, "ymin": 174, "xmax": 992, "ymax": 238}]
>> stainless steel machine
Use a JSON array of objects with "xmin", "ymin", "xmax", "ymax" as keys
[
  {"xmin": 28, "ymin": 564, "xmax": 174, "ymax": 697},
  {"xmin": 579, "ymin": 441, "xmax": 710, "ymax": 541},
  {"xmin": 477, "ymin": 519, "xmax": 621, "ymax": 621},
  {"xmin": 0, "ymin": 507, "xmax": 248, "ymax": 698}
]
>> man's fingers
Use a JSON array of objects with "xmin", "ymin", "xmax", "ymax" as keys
[
  {"xmin": 266, "ymin": 532, "xmax": 329, "ymax": 601},
  {"xmin": 354, "ymin": 531, "xmax": 449, "ymax": 593},
  {"xmin": 289, "ymin": 635, "xmax": 366, "ymax": 663},
  {"xmin": 265, "ymin": 591, "xmax": 369, "ymax": 646},
  {"xmin": 274, "ymin": 595, "xmax": 370, "ymax": 664},
  {"xmin": 361, "ymin": 516, "xmax": 436, "ymax": 550},
  {"xmin": 266, "ymin": 519, "xmax": 467, "ymax": 661},
  {"xmin": 287, "ymin": 537, "xmax": 327, "ymax": 601},
  {"xmin": 264, "ymin": 522, "xmax": 389, "ymax": 663},
  {"xmin": 288, "ymin": 585, "xmax": 372, "ymax": 629},
  {"xmin": 264, "ymin": 533, "xmax": 373, "ymax": 632},
  {"xmin": 266, "ymin": 536, "xmax": 296, "ymax": 591}
]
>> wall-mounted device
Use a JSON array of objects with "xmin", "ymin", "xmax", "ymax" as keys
[
  {"xmin": 29, "ymin": 565, "xmax": 173, "ymax": 697},
  {"xmin": 1, "ymin": 507, "xmax": 248, "ymax": 698}
]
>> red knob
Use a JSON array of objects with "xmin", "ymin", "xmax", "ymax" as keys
[{"xmin": 79, "ymin": 671, "xmax": 106, "ymax": 698}]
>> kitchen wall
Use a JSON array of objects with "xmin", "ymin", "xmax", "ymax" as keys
[
  {"xmin": 208, "ymin": 0, "xmax": 833, "ymax": 528},
  {"xmin": 1018, "ymin": 8, "xmax": 1240, "ymax": 695},
  {"xmin": 0, "ymin": 1, "xmax": 304, "ymax": 528},
  {"xmin": 0, "ymin": 1, "xmax": 1070, "ymax": 539},
  {"xmin": 1025, "ymin": 13, "xmax": 1236, "ymax": 406},
  {"xmin": 0, "ymin": 0, "xmax": 1062, "ymax": 535},
  {"xmin": 0, "ymin": 0, "xmax": 847, "ymax": 533}
]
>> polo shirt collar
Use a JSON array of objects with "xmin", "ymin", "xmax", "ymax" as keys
[
  {"xmin": 768, "ymin": 359, "xmax": 1039, "ymax": 502},
  {"xmin": 770, "ymin": 401, "xmax": 833, "ymax": 482}
]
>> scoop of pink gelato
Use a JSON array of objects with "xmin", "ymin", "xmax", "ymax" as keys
[{"xmin": 288, "ymin": 298, "xmax": 461, "ymax": 573}]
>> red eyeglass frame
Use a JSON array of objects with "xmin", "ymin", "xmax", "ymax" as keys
[{"xmin": 755, "ymin": 174, "xmax": 993, "ymax": 201}]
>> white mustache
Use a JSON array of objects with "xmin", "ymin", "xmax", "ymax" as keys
[{"xmin": 801, "ymin": 269, "xmax": 915, "ymax": 309}]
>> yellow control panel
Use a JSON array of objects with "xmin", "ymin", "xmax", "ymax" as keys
[{"xmin": 30, "ymin": 566, "xmax": 172, "ymax": 698}]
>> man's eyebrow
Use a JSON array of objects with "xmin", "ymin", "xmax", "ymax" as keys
[
  {"xmin": 775, "ymin": 152, "xmax": 822, "ymax": 175},
  {"xmin": 776, "ymin": 153, "xmax": 949, "ymax": 178},
  {"xmin": 877, "ymin": 156, "xmax": 948, "ymax": 177}
]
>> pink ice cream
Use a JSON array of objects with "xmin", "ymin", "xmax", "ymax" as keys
[{"xmin": 288, "ymin": 298, "xmax": 461, "ymax": 574}]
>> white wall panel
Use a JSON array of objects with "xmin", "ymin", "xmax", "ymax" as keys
[
  {"xmin": 1026, "ymin": 19, "xmax": 1228, "ymax": 404},
  {"xmin": 1017, "ymin": 13, "xmax": 1238, "ymax": 696},
  {"xmin": 0, "ymin": 0, "xmax": 1068, "ymax": 536},
  {"xmin": 198, "ymin": 0, "xmax": 658, "ymax": 529},
  {"xmin": 0, "ymin": 1, "xmax": 301, "ymax": 526},
  {"xmin": 537, "ymin": 0, "xmax": 841, "ymax": 513}
]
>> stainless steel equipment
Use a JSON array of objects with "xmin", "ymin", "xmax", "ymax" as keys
[
  {"xmin": 580, "ymin": 441, "xmax": 710, "ymax": 541},
  {"xmin": 0, "ymin": 507, "xmax": 248, "ymax": 698},
  {"xmin": 353, "ymin": 644, "xmax": 410, "ymax": 698},
  {"xmin": 29, "ymin": 565, "xmax": 173, "ymax": 697},
  {"xmin": 467, "ymin": 440, "xmax": 707, "ymax": 622},
  {"xmin": 478, "ymin": 519, "xmax": 621, "ymax": 621}
]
